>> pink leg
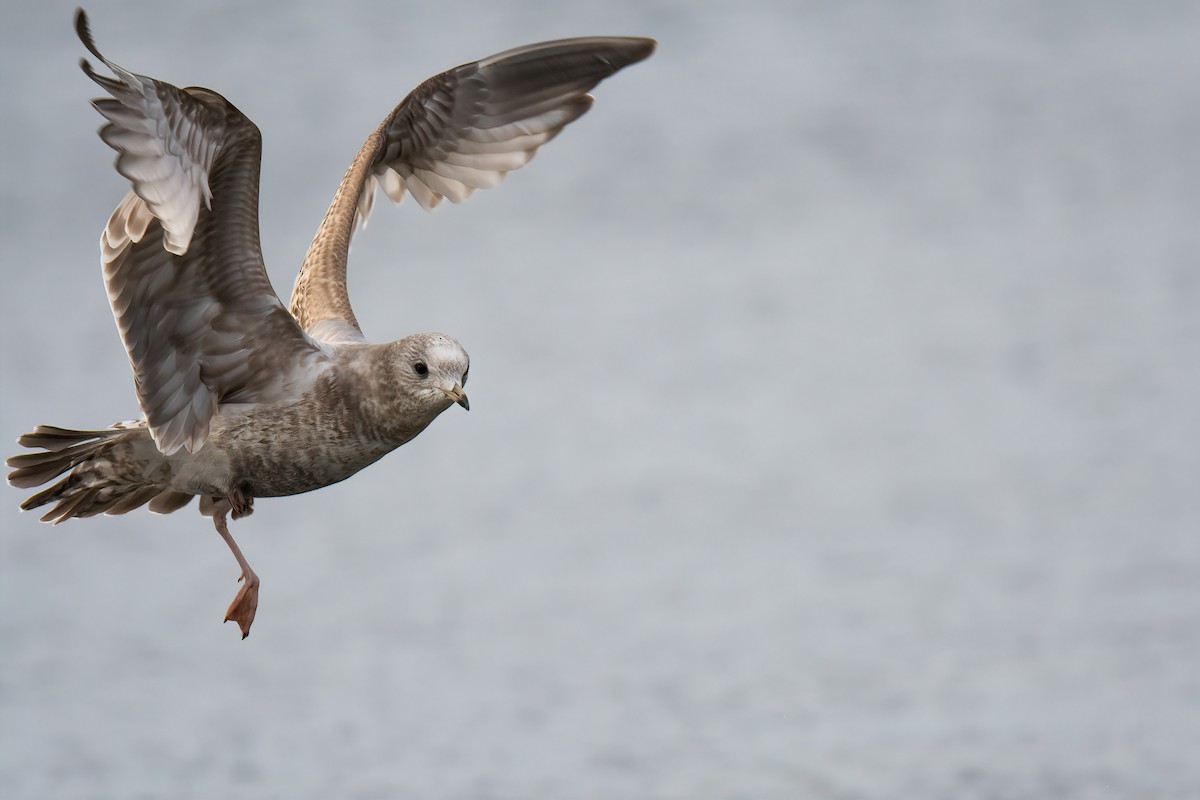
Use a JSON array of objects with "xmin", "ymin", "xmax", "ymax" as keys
[{"xmin": 213, "ymin": 509, "xmax": 260, "ymax": 639}]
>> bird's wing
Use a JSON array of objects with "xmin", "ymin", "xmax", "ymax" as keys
[
  {"xmin": 288, "ymin": 36, "xmax": 656, "ymax": 342},
  {"xmin": 77, "ymin": 10, "xmax": 324, "ymax": 455}
]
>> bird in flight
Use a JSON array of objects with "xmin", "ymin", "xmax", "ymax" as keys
[{"xmin": 7, "ymin": 8, "xmax": 654, "ymax": 638}]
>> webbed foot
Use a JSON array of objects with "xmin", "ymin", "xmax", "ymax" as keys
[{"xmin": 223, "ymin": 569, "xmax": 260, "ymax": 639}]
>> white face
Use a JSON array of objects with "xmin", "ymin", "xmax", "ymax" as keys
[{"xmin": 401, "ymin": 333, "xmax": 470, "ymax": 411}]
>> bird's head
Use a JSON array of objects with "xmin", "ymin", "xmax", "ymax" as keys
[{"xmin": 392, "ymin": 332, "xmax": 470, "ymax": 412}]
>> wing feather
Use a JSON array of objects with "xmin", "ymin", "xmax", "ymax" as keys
[
  {"xmin": 78, "ymin": 10, "xmax": 322, "ymax": 455},
  {"xmin": 288, "ymin": 35, "xmax": 655, "ymax": 338}
]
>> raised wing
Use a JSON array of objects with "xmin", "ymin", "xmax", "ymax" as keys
[
  {"xmin": 78, "ymin": 9, "xmax": 323, "ymax": 455},
  {"xmin": 289, "ymin": 36, "xmax": 656, "ymax": 341}
]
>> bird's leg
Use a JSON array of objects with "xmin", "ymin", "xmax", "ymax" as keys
[{"xmin": 213, "ymin": 507, "xmax": 259, "ymax": 639}]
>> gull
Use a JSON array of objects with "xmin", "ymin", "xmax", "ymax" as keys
[{"xmin": 7, "ymin": 9, "xmax": 654, "ymax": 638}]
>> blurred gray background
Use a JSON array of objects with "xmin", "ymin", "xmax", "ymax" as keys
[{"xmin": 2, "ymin": 0, "xmax": 1198, "ymax": 797}]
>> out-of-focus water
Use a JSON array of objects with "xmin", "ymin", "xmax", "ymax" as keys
[{"xmin": 2, "ymin": 1, "xmax": 1198, "ymax": 797}]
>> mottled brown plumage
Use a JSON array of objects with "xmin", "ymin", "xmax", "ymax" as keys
[{"xmin": 7, "ymin": 8, "xmax": 654, "ymax": 638}]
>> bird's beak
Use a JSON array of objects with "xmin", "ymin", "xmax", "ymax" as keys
[{"xmin": 442, "ymin": 383, "xmax": 469, "ymax": 411}]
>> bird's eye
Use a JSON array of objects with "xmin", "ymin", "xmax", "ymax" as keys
[
  {"xmin": 461, "ymin": 366, "xmax": 469, "ymax": 387},
  {"xmin": 413, "ymin": 362, "xmax": 428, "ymax": 376}
]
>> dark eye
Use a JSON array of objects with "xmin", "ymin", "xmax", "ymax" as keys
[
  {"xmin": 461, "ymin": 365, "xmax": 469, "ymax": 387},
  {"xmin": 413, "ymin": 362, "xmax": 428, "ymax": 376}
]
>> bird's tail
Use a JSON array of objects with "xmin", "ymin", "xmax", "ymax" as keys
[{"xmin": 6, "ymin": 423, "xmax": 194, "ymax": 522}]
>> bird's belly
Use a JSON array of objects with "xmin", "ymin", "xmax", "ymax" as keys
[
  {"xmin": 177, "ymin": 405, "xmax": 402, "ymax": 499},
  {"xmin": 234, "ymin": 431, "xmax": 395, "ymax": 498},
  {"xmin": 240, "ymin": 443, "xmax": 391, "ymax": 497}
]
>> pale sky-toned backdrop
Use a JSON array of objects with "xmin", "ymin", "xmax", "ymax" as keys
[{"xmin": 2, "ymin": 1, "xmax": 1198, "ymax": 797}]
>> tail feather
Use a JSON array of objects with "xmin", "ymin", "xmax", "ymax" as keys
[
  {"xmin": 16, "ymin": 425, "xmax": 120, "ymax": 452},
  {"xmin": 103, "ymin": 485, "xmax": 164, "ymax": 516},
  {"xmin": 8, "ymin": 423, "xmax": 195, "ymax": 522},
  {"xmin": 9, "ymin": 448, "xmax": 101, "ymax": 489},
  {"xmin": 37, "ymin": 485, "xmax": 94, "ymax": 523},
  {"xmin": 7, "ymin": 427, "xmax": 125, "ymax": 489},
  {"xmin": 8, "ymin": 454, "xmax": 81, "ymax": 490},
  {"xmin": 20, "ymin": 476, "xmax": 76, "ymax": 512}
]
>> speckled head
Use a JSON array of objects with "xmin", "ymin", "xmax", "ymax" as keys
[{"xmin": 393, "ymin": 333, "xmax": 471, "ymax": 412}]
